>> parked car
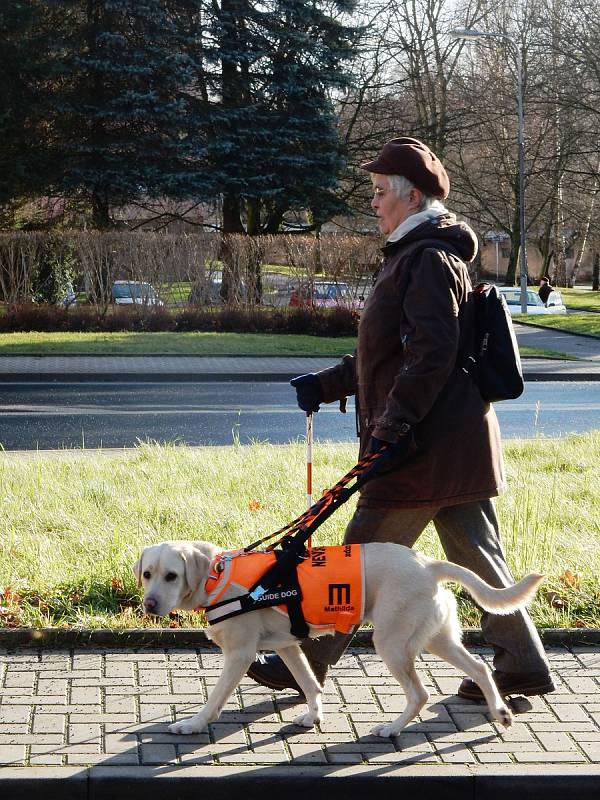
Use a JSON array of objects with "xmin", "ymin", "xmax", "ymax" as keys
[
  {"xmin": 291, "ymin": 281, "xmax": 365, "ymax": 310},
  {"xmin": 111, "ymin": 281, "xmax": 163, "ymax": 306},
  {"xmin": 499, "ymin": 287, "xmax": 567, "ymax": 315}
]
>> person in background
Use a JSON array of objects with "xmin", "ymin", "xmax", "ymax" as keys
[
  {"xmin": 247, "ymin": 136, "xmax": 555, "ymax": 703},
  {"xmin": 538, "ymin": 276, "xmax": 553, "ymax": 304}
]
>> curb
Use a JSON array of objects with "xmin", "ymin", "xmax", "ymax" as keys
[
  {"xmin": 1, "ymin": 371, "xmax": 599, "ymax": 383},
  {"xmin": 1, "ymin": 626, "xmax": 599, "ymax": 649},
  {"xmin": 0, "ymin": 372, "xmax": 300, "ymax": 383},
  {"xmin": 523, "ymin": 372, "xmax": 600, "ymax": 381},
  {"xmin": 1, "ymin": 764, "xmax": 599, "ymax": 800}
]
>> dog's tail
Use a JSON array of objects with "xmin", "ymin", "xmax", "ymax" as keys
[{"xmin": 430, "ymin": 560, "xmax": 543, "ymax": 614}]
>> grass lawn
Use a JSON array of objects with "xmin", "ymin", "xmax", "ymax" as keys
[
  {"xmin": 0, "ymin": 433, "xmax": 598, "ymax": 630},
  {"xmin": 0, "ymin": 330, "xmax": 575, "ymax": 359},
  {"xmin": 514, "ymin": 312, "xmax": 600, "ymax": 338},
  {"xmin": 561, "ymin": 287, "xmax": 600, "ymax": 312},
  {"xmin": 0, "ymin": 331, "xmax": 358, "ymax": 357}
]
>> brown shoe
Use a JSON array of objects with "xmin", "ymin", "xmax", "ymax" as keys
[{"xmin": 458, "ymin": 670, "xmax": 556, "ymax": 700}]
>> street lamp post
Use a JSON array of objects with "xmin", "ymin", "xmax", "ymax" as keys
[{"xmin": 451, "ymin": 28, "xmax": 529, "ymax": 313}]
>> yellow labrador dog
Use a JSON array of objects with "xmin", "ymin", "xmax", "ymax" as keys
[{"xmin": 133, "ymin": 540, "xmax": 542, "ymax": 738}]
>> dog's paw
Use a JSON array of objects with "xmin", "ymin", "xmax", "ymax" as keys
[
  {"xmin": 370, "ymin": 722, "xmax": 399, "ymax": 739},
  {"xmin": 293, "ymin": 711, "xmax": 321, "ymax": 728},
  {"xmin": 495, "ymin": 705, "xmax": 513, "ymax": 729},
  {"xmin": 169, "ymin": 718, "xmax": 206, "ymax": 735}
]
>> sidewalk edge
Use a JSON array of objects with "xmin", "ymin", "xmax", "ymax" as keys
[
  {"xmin": 0, "ymin": 626, "xmax": 598, "ymax": 649},
  {"xmin": 1, "ymin": 764, "xmax": 600, "ymax": 800},
  {"xmin": 0, "ymin": 371, "xmax": 598, "ymax": 383}
]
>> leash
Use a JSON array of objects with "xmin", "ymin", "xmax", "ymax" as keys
[{"xmin": 242, "ymin": 444, "xmax": 395, "ymax": 557}]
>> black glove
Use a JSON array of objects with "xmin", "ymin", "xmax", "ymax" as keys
[
  {"xmin": 290, "ymin": 373, "xmax": 324, "ymax": 413},
  {"xmin": 368, "ymin": 433, "xmax": 413, "ymax": 475}
]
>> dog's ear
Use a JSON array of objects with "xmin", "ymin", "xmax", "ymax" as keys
[
  {"xmin": 133, "ymin": 551, "xmax": 144, "ymax": 587},
  {"xmin": 182, "ymin": 549, "xmax": 211, "ymax": 596}
]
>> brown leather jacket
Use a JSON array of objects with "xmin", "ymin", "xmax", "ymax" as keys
[{"xmin": 317, "ymin": 214, "xmax": 506, "ymax": 508}]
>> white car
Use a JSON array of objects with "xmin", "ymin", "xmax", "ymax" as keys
[
  {"xmin": 499, "ymin": 287, "xmax": 567, "ymax": 315},
  {"xmin": 111, "ymin": 281, "xmax": 163, "ymax": 306}
]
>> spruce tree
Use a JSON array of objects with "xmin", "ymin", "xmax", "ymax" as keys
[
  {"xmin": 0, "ymin": 1, "xmax": 58, "ymax": 211},
  {"xmin": 54, "ymin": 0, "xmax": 198, "ymax": 229},
  {"xmin": 182, "ymin": 0, "xmax": 359, "ymax": 235},
  {"xmin": 177, "ymin": 0, "xmax": 359, "ymax": 300}
]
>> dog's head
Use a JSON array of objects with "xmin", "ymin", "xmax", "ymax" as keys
[{"xmin": 133, "ymin": 540, "xmax": 221, "ymax": 616}]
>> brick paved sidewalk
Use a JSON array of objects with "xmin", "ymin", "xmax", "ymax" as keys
[{"xmin": 1, "ymin": 643, "xmax": 600, "ymax": 767}]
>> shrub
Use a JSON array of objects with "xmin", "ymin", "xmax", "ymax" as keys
[
  {"xmin": 174, "ymin": 309, "xmax": 218, "ymax": 332},
  {"xmin": 31, "ymin": 233, "xmax": 78, "ymax": 306},
  {"xmin": 0, "ymin": 303, "xmax": 359, "ymax": 336},
  {"xmin": 0, "ymin": 231, "xmax": 380, "ymax": 310}
]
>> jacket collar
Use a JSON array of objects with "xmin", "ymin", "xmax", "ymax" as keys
[
  {"xmin": 381, "ymin": 214, "xmax": 456, "ymax": 257},
  {"xmin": 386, "ymin": 201, "xmax": 447, "ymax": 244}
]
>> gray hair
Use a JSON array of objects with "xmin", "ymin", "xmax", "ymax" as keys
[{"xmin": 386, "ymin": 174, "xmax": 437, "ymax": 211}]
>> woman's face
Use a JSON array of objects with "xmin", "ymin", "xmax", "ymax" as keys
[{"xmin": 371, "ymin": 175, "xmax": 418, "ymax": 236}]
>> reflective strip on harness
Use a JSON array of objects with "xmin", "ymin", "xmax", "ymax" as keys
[
  {"xmin": 204, "ymin": 545, "xmax": 364, "ymax": 635},
  {"xmin": 207, "ymin": 599, "xmax": 243, "ymax": 619}
]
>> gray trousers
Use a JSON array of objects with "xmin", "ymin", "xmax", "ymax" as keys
[{"xmin": 302, "ymin": 499, "xmax": 549, "ymax": 675}]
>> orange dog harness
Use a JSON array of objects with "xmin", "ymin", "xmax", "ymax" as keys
[{"xmin": 203, "ymin": 545, "xmax": 364, "ymax": 634}]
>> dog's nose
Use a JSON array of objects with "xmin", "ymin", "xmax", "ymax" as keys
[{"xmin": 143, "ymin": 597, "xmax": 158, "ymax": 613}]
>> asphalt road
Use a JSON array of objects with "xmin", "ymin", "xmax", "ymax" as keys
[{"xmin": 0, "ymin": 380, "xmax": 598, "ymax": 450}]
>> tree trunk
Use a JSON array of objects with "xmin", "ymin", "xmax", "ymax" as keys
[
  {"xmin": 504, "ymin": 194, "xmax": 520, "ymax": 285},
  {"xmin": 552, "ymin": 183, "xmax": 567, "ymax": 286},
  {"xmin": 220, "ymin": 194, "xmax": 244, "ymax": 304},
  {"xmin": 313, "ymin": 230, "xmax": 322, "ymax": 276},
  {"xmin": 536, "ymin": 214, "xmax": 554, "ymax": 280},
  {"xmin": 570, "ymin": 161, "xmax": 600, "ymax": 287},
  {"xmin": 593, "ymin": 252, "xmax": 599, "ymax": 291},
  {"xmin": 245, "ymin": 198, "xmax": 262, "ymax": 305},
  {"xmin": 91, "ymin": 195, "xmax": 111, "ymax": 230}
]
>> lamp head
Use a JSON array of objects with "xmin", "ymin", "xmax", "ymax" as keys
[{"xmin": 449, "ymin": 27, "xmax": 486, "ymax": 41}]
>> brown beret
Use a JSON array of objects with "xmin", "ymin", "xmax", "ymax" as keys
[{"xmin": 361, "ymin": 137, "xmax": 450, "ymax": 199}]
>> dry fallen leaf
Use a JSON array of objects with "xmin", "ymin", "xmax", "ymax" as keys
[
  {"xmin": 111, "ymin": 578, "xmax": 125, "ymax": 593},
  {"xmin": 248, "ymin": 499, "xmax": 262, "ymax": 512},
  {"xmin": 2, "ymin": 586, "xmax": 21, "ymax": 605},
  {"xmin": 559, "ymin": 569, "xmax": 580, "ymax": 589}
]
